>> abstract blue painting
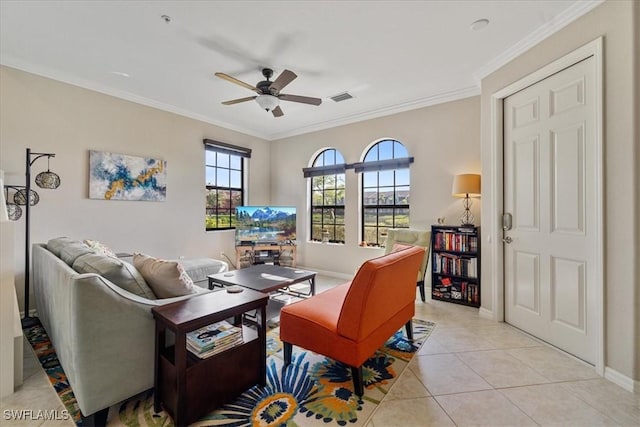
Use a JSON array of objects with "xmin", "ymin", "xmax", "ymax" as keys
[{"xmin": 89, "ymin": 150, "xmax": 167, "ymax": 201}]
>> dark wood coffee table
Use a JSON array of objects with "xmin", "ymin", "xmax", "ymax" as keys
[
  {"xmin": 208, "ymin": 264, "xmax": 316, "ymax": 321},
  {"xmin": 208, "ymin": 264, "xmax": 316, "ymax": 295}
]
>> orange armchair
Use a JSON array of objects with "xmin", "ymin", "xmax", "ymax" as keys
[{"xmin": 279, "ymin": 245, "xmax": 425, "ymax": 396}]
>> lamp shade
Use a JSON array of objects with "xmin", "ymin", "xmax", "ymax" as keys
[
  {"xmin": 14, "ymin": 188, "xmax": 40, "ymax": 206},
  {"xmin": 452, "ymin": 174, "xmax": 481, "ymax": 197},
  {"xmin": 256, "ymin": 94, "xmax": 280, "ymax": 111},
  {"xmin": 6, "ymin": 203, "xmax": 22, "ymax": 221},
  {"xmin": 35, "ymin": 170, "xmax": 61, "ymax": 189}
]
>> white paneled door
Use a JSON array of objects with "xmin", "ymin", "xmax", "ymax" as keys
[{"xmin": 503, "ymin": 56, "xmax": 597, "ymax": 364}]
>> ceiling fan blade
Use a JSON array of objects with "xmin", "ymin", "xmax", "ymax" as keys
[
  {"xmin": 222, "ymin": 96, "xmax": 257, "ymax": 105},
  {"xmin": 279, "ymin": 94, "xmax": 322, "ymax": 106},
  {"xmin": 215, "ymin": 72, "xmax": 259, "ymax": 92},
  {"xmin": 272, "ymin": 106, "xmax": 284, "ymax": 117},
  {"xmin": 269, "ymin": 69, "xmax": 297, "ymax": 93}
]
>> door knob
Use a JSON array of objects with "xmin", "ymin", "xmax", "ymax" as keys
[{"xmin": 503, "ymin": 236, "xmax": 513, "ymax": 244}]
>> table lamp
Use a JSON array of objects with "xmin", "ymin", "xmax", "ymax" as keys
[{"xmin": 452, "ymin": 174, "xmax": 481, "ymax": 226}]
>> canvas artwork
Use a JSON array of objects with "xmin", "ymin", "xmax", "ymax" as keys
[{"xmin": 89, "ymin": 150, "xmax": 167, "ymax": 201}]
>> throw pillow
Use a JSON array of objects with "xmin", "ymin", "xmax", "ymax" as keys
[
  {"xmin": 83, "ymin": 239, "xmax": 117, "ymax": 258},
  {"xmin": 133, "ymin": 253, "xmax": 197, "ymax": 299},
  {"xmin": 47, "ymin": 237, "xmax": 78, "ymax": 257},
  {"xmin": 72, "ymin": 253, "xmax": 156, "ymax": 299},
  {"xmin": 58, "ymin": 241, "xmax": 94, "ymax": 266}
]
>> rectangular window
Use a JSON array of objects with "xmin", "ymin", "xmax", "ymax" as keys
[{"xmin": 204, "ymin": 139, "xmax": 251, "ymax": 231}]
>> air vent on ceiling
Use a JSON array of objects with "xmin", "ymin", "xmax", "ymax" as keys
[{"xmin": 330, "ymin": 92, "xmax": 354, "ymax": 102}]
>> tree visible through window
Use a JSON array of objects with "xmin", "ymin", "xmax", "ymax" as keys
[
  {"xmin": 361, "ymin": 139, "xmax": 411, "ymax": 246},
  {"xmin": 205, "ymin": 142, "xmax": 246, "ymax": 230},
  {"xmin": 310, "ymin": 149, "xmax": 346, "ymax": 243}
]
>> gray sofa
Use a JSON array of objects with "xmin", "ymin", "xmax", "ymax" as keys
[{"xmin": 32, "ymin": 238, "xmax": 227, "ymax": 423}]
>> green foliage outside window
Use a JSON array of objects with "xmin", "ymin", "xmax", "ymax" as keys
[
  {"xmin": 205, "ymin": 149, "xmax": 243, "ymax": 230},
  {"xmin": 309, "ymin": 149, "xmax": 346, "ymax": 243},
  {"xmin": 360, "ymin": 139, "xmax": 411, "ymax": 246}
]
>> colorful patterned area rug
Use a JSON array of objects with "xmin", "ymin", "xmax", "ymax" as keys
[
  {"xmin": 23, "ymin": 319, "xmax": 83, "ymax": 426},
  {"xmin": 24, "ymin": 317, "xmax": 435, "ymax": 427},
  {"xmin": 113, "ymin": 319, "xmax": 434, "ymax": 427}
]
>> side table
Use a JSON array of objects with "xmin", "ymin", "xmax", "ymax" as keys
[{"xmin": 151, "ymin": 289, "xmax": 268, "ymax": 426}]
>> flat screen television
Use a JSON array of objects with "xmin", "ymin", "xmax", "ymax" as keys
[{"xmin": 235, "ymin": 206, "xmax": 296, "ymax": 246}]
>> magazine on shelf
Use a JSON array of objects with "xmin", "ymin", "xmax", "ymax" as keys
[
  {"xmin": 188, "ymin": 336, "xmax": 244, "ymax": 358},
  {"xmin": 186, "ymin": 320, "xmax": 242, "ymax": 352},
  {"xmin": 188, "ymin": 331, "xmax": 240, "ymax": 348}
]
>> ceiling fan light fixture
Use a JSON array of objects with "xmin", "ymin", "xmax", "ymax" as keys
[{"xmin": 256, "ymin": 94, "xmax": 280, "ymax": 112}]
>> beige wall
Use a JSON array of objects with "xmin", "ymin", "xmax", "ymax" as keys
[
  {"xmin": 0, "ymin": 66, "xmax": 271, "ymax": 311},
  {"xmin": 480, "ymin": 0, "xmax": 639, "ymax": 383},
  {"xmin": 271, "ymin": 96, "xmax": 481, "ymax": 276},
  {"xmin": 0, "ymin": 65, "xmax": 481, "ymax": 309},
  {"xmin": 634, "ymin": 0, "xmax": 640, "ymax": 384}
]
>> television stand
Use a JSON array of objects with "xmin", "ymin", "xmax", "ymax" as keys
[{"xmin": 236, "ymin": 244, "xmax": 296, "ymax": 269}]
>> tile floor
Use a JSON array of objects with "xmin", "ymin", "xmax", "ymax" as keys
[
  {"xmin": 367, "ymin": 296, "xmax": 640, "ymax": 427},
  {"xmin": 2, "ymin": 274, "xmax": 638, "ymax": 426}
]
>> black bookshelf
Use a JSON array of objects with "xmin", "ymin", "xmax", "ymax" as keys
[{"xmin": 431, "ymin": 225, "xmax": 480, "ymax": 307}]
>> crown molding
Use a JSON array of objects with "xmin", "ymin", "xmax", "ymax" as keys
[
  {"xmin": 2, "ymin": 57, "xmax": 480, "ymax": 142},
  {"xmin": 1, "ymin": 0, "xmax": 604, "ymax": 143},
  {"xmin": 0, "ymin": 59, "xmax": 268, "ymax": 140},
  {"xmin": 265, "ymin": 85, "xmax": 481, "ymax": 141},
  {"xmin": 473, "ymin": 0, "xmax": 605, "ymax": 82}
]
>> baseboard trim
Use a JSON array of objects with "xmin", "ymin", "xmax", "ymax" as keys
[
  {"xmin": 297, "ymin": 266, "xmax": 353, "ymax": 281},
  {"xmin": 478, "ymin": 307, "xmax": 494, "ymax": 320},
  {"xmin": 604, "ymin": 366, "xmax": 638, "ymax": 392}
]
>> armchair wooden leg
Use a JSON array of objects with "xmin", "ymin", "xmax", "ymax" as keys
[
  {"xmin": 351, "ymin": 365, "xmax": 364, "ymax": 397},
  {"xmin": 283, "ymin": 342, "xmax": 292, "ymax": 366},
  {"xmin": 417, "ymin": 280, "xmax": 426, "ymax": 302},
  {"xmin": 405, "ymin": 320, "xmax": 413, "ymax": 341}
]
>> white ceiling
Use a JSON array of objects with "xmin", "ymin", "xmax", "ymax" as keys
[{"xmin": 0, "ymin": 1, "xmax": 602, "ymax": 141}]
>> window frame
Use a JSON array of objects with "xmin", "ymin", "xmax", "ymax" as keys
[
  {"xmin": 307, "ymin": 148, "xmax": 346, "ymax": 244},
  {"xmin": 204, "ymin": 139, "xmax": 250, "ymax": 231},
  {"xmin": 359, "ymin": 139, "xmax": 412, "ymax": 246}
]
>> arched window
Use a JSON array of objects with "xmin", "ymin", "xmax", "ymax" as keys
[
  {"xmin": 306, "ymin": 149, "xmax": 346, "ymax": 243},
  {"xmin": 358, "ymin": 139, "xmax": 412, "ymax": 246}
]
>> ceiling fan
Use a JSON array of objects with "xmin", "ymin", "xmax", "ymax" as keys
[{"xmin": 215, "ymin": 68, "xmax": 322, "ymax": 117}]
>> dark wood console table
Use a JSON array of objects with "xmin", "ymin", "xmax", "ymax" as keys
[
  {"xmin": 235, "ymin": 243, "xmax": 297, "ymax": 268},
  {"xmin": 151, "ymin": 289, "xmax": 268, "ymax": 426}
]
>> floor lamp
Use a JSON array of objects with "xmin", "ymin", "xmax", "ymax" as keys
[{"xmin": 4, "ymin": 148, "xmax": 60, "ymax": 328}]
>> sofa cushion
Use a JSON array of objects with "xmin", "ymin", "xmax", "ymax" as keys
[
  {"xmin": 178, "ymin": 258, "xmax": 228, "ymax": 284},
  {"xmin": 133, "ymin": 253, "xmax": 197, "ymax": 299},
  {"xmin": 72, "ymin": 253, "xmax": 157, "ymax": 299},
  {"xmin": 46, "ymin": 237, "xmax": 79, "ymax": 257},
  {"xmin": 83, "ymin": 239, "xmax": 117, "ymax": 258},
  {"xmin": 58, "ymin": 241, "xmax": 94, "ymax": 266}
]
